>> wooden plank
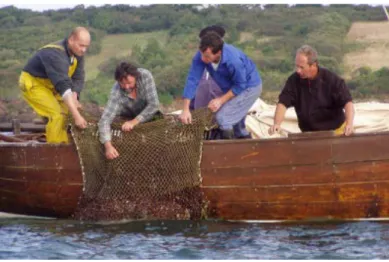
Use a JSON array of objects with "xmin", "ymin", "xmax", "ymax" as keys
[
  {"xmin": 337, "ymin": 182, "xmax": 389, "ymax": 202},
  {"xmin": 335, "ymin": 160, "xmax": 389, "ymax": 183},
  {"xmin": 0, "ymin": 167, "xmax": 82, "ymax": 184},
  {"xmin": 0, "ymin": 168, "xmax": 58, "ymax": 183},
  {"xmin": 58, "ymin": 185, "xmax": 83, "ymax": 199},
  {"xmin": 201, "ymin": 160, "xmax": 389, "ymax": 187},
  {"xmin": 203, "ymin": 182, "xmax": 389, "ymax": 204},
  {"xmin": 0, "ymin": 200, "xmax": 59, "ymax": 218},
  {"xmin": 0, "ymin": 188, "xmax": 79, "ymax": 217},
  {"xmin": 203, "ymin": 181, "xmax": 389, "ymax": 220},
  {"xmin": 0, "ymin": 190, "xmax": 56, "ymax": 207},
  {"xmin": 0, "ymin": 133, "xmax": 25, "ymax": 142},
  {"xmin": 0, "ymin": 146, "xmax": 26, "ymax": 166},
  {"xmin": 201, "ymin": 138, "xmax": 333, "ymax": 168},
  {"xmin": 206, "ymin": 201, "xmax": 389, "ymax": 220},
  {"xmin": 201, "ymin": 164, "xmax": 335, "ymax": 186},
  {"xmin": 202, "ymin": 185, "xmax": 337, "ymax": 203},
  {"xmin": 332, "ymin": 134, "xmax": 389, "ymax": 163},
  {"xmin": 288, "ymin": 130, "xmax": 335, "ymax": 138},
  {"xmin": 13, "ymin": 133, "xmax": 45, "ymax": 140},
  {"xmin": 0, "ymin": 123, "xmax": 45, "ymax": 132},
  {"xmin": 0, "ymin": 145, "xmax": 82, "ymax": 171},
  {"xmin": 25, "ymin": 182, "xmax": 60, "ymax": 196},
  {"xmin": 0, "ymin": 178, "xmax": 29, "ymax": 193},
  {"xmin": 0, "ymin": 179, "xmax": 81, "ymax": 218},
  {"xmin": 23, "ymin": 146, "xmax": 62, "ymax": 168},
  {"xmin": 0, "ymin": 144, "xmax": 83, "ymax": 218}
]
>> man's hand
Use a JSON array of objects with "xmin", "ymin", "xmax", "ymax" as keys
[
  {"xmin": 63, "ymin": 91, "xmax": 86, "ymax": 129},
  {"xmin": 344, "ymin": 122, "xmax": 354, "ymax": 136},
  {"xmin": 74, "ymin": 115, "xmax": 87, "ymax": 129},
  {"xmin": 268, "ymin": 124, "xmax": 281, "ymax": 135},
  {"xmin": 179, "ymin": 109, "xmax": 192, "ymax": 124},
  {"xmin": 208, "ymin": 97, "xmax": 224, "ymax": 112},
  {"xmin": 72, "ymin": 92, "xmax": 82, "ymax": 109},
  {"xmin": 122, "ymin": 119, "xmax": 139, "ymax": 132},
  {"xmin": 105, "ymin": 142, "xmax": 119, "ymax": 160},
  {"xmin": 269, "ymin": 104, "xmax": 287, "ymax": 136}
]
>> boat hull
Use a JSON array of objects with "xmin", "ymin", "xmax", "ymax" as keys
[
  {"xmin": 1, "ymin": 131, "xmax": 389, "ymax": 221},
  {"xmin": 201, "ymin": 132, "xmax": 389, "ymax": 220},
  {"xmin": 0, "ymin": 143, "xmax": 83, "ymax": 218}
]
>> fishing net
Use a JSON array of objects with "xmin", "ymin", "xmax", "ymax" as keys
[{"xmin": 70, "ymin": 108, "xmax": 214, "ymax": 221}]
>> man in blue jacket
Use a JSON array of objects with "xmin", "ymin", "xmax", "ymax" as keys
[
  {"xmin": 189, "ymin": 25, "xmax": 225, "ymax": 111},
  {"xmin": 179, "ymin": 32, "xmax": 262, "ymax": 139}
]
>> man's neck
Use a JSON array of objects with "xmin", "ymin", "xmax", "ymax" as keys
[
  {"xmin": 308, "ymin": 66, "xmax": 319, "ymax": 80},
  {"xmin": 66, "ymin": 39, "xmax": 75, "ymax": 57}
]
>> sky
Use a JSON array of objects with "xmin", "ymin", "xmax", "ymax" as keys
[
  {"xmin": 0, "ymin": 0, "xmax": 387, "ymax": 11},
  {"xmin": 1, "ymin": 2, "xmax": 129, "ymax": 11}
]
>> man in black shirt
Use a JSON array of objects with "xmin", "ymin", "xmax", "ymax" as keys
[{"xmin": 269, "ymin": 45, "xmax": 354, "ymax": 136}]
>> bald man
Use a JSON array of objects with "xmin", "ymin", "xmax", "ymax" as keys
[{"xmin": 19, "ymin": 27, "xmax": 91, "ymax": 143}]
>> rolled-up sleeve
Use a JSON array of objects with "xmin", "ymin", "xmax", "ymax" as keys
[
  {"xmin": 278, "ymin": 76, "xmax": 296, "ymax": 108},
  {"xmin": 135, "ymin": 70, "xmax": 160, "ymax": 123},
  {"xmin": 98, "ymin": 83, "xmax": 122, "ymax": 144},
  {"xmin": 39, "ymin": 49, "xmax": 73, "ymax": 97}
]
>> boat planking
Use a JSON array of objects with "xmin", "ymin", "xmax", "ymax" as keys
[{"xmin": 1, "ymin": 130, "xmax": 389, "ymax": 221}]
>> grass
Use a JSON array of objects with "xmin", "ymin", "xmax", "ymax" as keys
[
  {"xmin": 343, "ymin": 21, "xmax": 389, "ymax": 78},
  {"xmin": 85, "ymin": 30, "xmax": 169, "ymax": 80}
]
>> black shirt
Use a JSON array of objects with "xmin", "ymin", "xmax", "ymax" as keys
[
  {"xmin": 278, "ymin": 67, "xmax": 352, "ymax": 132},
  {"xmin": 23, "ymin": 38, "xmax": 85, "ymax": 97}
]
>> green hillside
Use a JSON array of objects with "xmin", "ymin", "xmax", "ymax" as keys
[
  {"xmin": 0, "ymin": 4, "xmax": 388, "ymax": 118},
  {"xmin": 85, "ymin": 31, "xmax": 169, "ymax": 80}
]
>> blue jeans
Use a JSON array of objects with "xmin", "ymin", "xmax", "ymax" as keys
[{"xmin": 215, "ymin": 84, "xmax": 262, "ymax": 137}]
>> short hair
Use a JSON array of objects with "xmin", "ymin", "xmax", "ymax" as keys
[
  {"xmin": 114, "ymin": 62, "xmax": 140, "ymax": 81},
  {"xmin": 199, "ymin": 32, "xmax": 224, "ymax": 54},
  {"xmin": 68, "ymin": 26, "xmax": 89, "ymax": 39},
  {"xmin": 296, "ymin": 45, "xmax": 318, "ymax": 65},
  {"xmin": 199, "ymin": 25, "xmax": 225, "ymax": 38}
]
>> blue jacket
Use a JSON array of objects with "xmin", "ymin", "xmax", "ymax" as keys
[{"xmin": 183, "ymin": 43, "xmax": 261, "ymax": 99}]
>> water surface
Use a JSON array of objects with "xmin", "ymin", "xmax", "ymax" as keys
[{"xmin": 1, "ymin": 216, "xmax": 388, "ymax": 259}]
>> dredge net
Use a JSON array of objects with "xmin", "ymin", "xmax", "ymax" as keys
[{"xmin": 70, "ymin": 108, "xmax": 214, "ymax": 221}]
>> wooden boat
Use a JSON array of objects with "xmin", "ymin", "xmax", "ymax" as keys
[{"xmin": 1, "ymin": 123, "xmax": 389, "ymax": 221}]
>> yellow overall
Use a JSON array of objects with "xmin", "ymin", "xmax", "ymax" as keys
[{"xmin": 19, "ymin": 44, "xmax": 78, "ymax": 144}]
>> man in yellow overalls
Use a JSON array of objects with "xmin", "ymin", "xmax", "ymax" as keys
[{"xmin": 19, "ymin": 27, "xmax": 90, "ymax": 143}]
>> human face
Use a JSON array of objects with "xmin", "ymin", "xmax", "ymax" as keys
[
  {"xmin": 68, "ymin": 32, "xmax": 91, "ymax": 57},
  {"xmin": 119, "ymin": 75, "xmax": 136, "ymax": 92},
  {"xmin": 295, "ymin": 53, "xmax": 317, "ymax": 79},
  {"xmin": 201, "ymin": 47, "xmax": 221, "ymax": 64}
]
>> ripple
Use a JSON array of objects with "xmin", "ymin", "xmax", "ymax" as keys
[{"xmin": 1, "ymin": 218, "xmax": 389, "ymax": 259}]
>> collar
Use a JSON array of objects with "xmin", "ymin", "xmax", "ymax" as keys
[
  {"xmin": 63, "ymin": 38, "xmax": 74, "ymax": 58},
  {"xmin": 219, "ymin": 43, "xmax": 227, "ymax": 65}
]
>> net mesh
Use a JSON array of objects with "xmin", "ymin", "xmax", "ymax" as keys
[{"xmin": 70, "ymin": 108, "xmax": 214, "ymax": 221}]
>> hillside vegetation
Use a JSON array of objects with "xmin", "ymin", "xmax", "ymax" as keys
[
  {"xmin": 0, "ymin": 4, "xmax": 388, "ymax": 121},
  {"xmin": 85, "ymin": 31, "xmax": 169, "ymax": 80},
  {"xmin": 344, "ymin": 22, "xmax": 389, "ymax": 77}
]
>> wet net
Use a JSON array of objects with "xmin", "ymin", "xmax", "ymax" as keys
[{"xmin": 70, "ymin": 108, "xmax": 214, "ymax": 221}]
